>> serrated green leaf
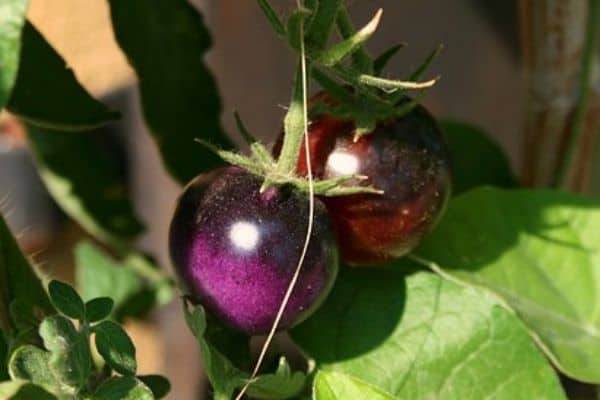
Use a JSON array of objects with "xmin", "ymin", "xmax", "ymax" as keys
[
  {"xmin": 92, "ymin": 377, "xmax": 154, "ymax": 400},
  {"xmin": 442, "ymin": 121, "xmax": 518, "ymax": 194},
  {"xmin": 0, "ymin": 0, "xmax": 28, "ymax": 108},
  {"xmin": 305, "ymin": 0, "xmax": 342, "ymax": 50},
  {"xmin": 27, "ymin": 126, "xmax": 145, "ymax": 247},
  {"xmin": 0, "ymin": 212, "xmax": 54, "ymax": 337},
  {"xmin": 313, "ymin": 370, "xmax": 395, "ymax": 400},
  {"xmin": 183, "ymin": 303, "xmax": 247, "ymax": 400},
  {"xmin": 417, "ymin": 188, "xmax": 600, "ymax": 383},
  {"xmin": 85, "ymin": 297, "xmax": 114, "ymax": 323},
  {"xmin": 0, "ymin": 381, "xmax": 57, "ymax": 400},
  {"xmin": 246, "ymin": 357, "xmax": 306, "ymax": 400},
  {"xmin": 107, "ymin": 0, "xmax": 232, "ymax": 184},
  {"xmin": 292, "ymin": 269, "xmax": 566, "ymax": 400},
  {"xmin": 48, "ymin": 280, "xmax": 85, "ymax": 320},
  {"xmin": 257, "ymin": 0, "xmax": 286, "ymax": 38},
  {"xmin": 94, "ymin": 320, "xmax": 136, "ymax": 376},
  {"xmin": 8, "ymin": 345, "xmax": 56, "ymax": 390},
  {"xmin": 39, "ymin": 315, "xmax": 91, "ymax": 390},
  {"xmin": 316, "ymin": 9, "xmax": 382, "ymax": 67},
  {"xmin": 137, "ymin": 375, "xmax": 170, "ymax": 399},
  {"xmin": 7, "ymin": 22, "xmax": 118, "ymax": 130}
]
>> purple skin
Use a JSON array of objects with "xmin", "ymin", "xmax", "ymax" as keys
[{"xmin": 169, "ymin": 167, "xmax": 339, "ymax": 335}]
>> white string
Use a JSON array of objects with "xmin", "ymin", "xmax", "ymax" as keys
[{"xmin": 234, "ymin": 1, "xmax": 314, "ymax": 398}]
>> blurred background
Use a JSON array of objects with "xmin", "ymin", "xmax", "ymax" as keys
[{"xmin": 0, "ymin": 1, "xmax": 532, "ymax": 398}]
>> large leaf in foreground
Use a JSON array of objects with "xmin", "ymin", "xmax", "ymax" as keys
[
  {"xmin": 417, "ymin": 188, "xmax": 600, "ymax": 383},
  {"xmin": 293, "ymin": 269, "xmax": 565, "ymax": 400},
  {"xmin": 442, "ymin": 120, "xmax": 518, "ymax": 195},
  {"xmin": 27, "ymin": 126, "xmax": 144, "ymax": 247},
  {"xmin": 0, "ymin": 212, "xmax": 53, "ymax": 337},
  {"xmin": 0, "ymin": 0, "xmax": 28, "ymax": 108},
  {"xmin": 8, "ymin": 23, "xmax": 118, "ymax": 130},
  {"xmin": 107, "ymin": 0, "xmax": 231, "ymax": 184}
]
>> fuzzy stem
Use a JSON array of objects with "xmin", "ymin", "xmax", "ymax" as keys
[{"xmin": 553, "ymin": 0, "xmax": 600, "ymax": 188}]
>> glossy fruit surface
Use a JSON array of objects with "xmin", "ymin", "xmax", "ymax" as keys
[
  {"xmin": 169, "ymin": 167, "xmax": 338, "ymax": 334},
  {"xmin": 277, "ymin": 96, "xmax": 452, "ymax": 265}
]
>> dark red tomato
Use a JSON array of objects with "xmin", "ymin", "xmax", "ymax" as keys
[
  {"xmin": 276, "ymin": 96, "xmax": 452, "ymax": 265},
  {"xmin": 169, "ymin": 167, "xmax": 338, "ymax": 334}
]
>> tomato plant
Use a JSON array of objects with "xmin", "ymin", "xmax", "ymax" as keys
[{"xmin": 1, "ymin": 1, "xmax": 600, "ymax": 399}]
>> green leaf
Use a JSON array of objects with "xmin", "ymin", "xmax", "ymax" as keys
[
  {"xmin": 183, "ymin": 303, "xmax": 247, "ymax": 400},
  {"xmin": 442, "ymin": 121, "xmax": 518, "ymax": 194},
  {"xmin": 0, "ymin": 330, "xmax": 8, "ymax": 380},
  {"xmin": 0, "ymin": 381, "xmax": 57, "ymax": 400},
  {"xmin": 0, "ymin": 0, "xmax": 29, "ymax": 108},
  {"xmin": 85, "ymin": 297, "xmax": 114, "ymax": 323},
  {"xmin": 107, "ymin": 0, "xmax": 232, "ymax": 184},
  {"xmin": 47, "ymin": 280, "xmax": 85, "ymax": 320},
  {"xmin": 292, "ymin": 269, "xmax": 566, "ymax": 400},
  {"xmin": 7, "ymin": 22, "xmax": 118, "ymax": 131},
  {"xmin": 92, "ymin": 376, "xmax": 154, "ymax": 400},
  {"xmin": 0, "ymin": 212, "xmax": 54, "ymax": 337},
  {"xmin": 305, "ymin": 0, "xmax": 342, "ymax": 50},
  {"xmin": 246, "ymin": 357, "xmax": 306, "ymax": 400},
  {"xmin": 39, "ymin": 315, "xmax": 91, "ymax": 390},
  {"xmin": 373, "ymin": 44, "xmax": 404, "ymax": 75},
  {"xmin": 357, "ymin": 74, "xmax": 437, "ymax": 91},
  {"xmin": 314, "ymin": 370, "xmax": 395, "ymax": 400},
  {"xmin": 8, "ymin": 345, "xmax": 56, "ymax": 390},
  {"xmin": 316, "ymin": 9, "xmax": 382, "ymax": 67},
  {"xmin": 137, "ymin": 375, "xmax": 170, "ymax": 399},
  {"xmin": 27, "ymin": 126, "xmax": 145, "ymax": 247},
  {"xmin": 335, "ymin": 7, "xmax": 373, "ymax": 73},
  {"xmin": 417, "ymin": 188, "xmax": 600, "ymax": 383},
  {"xmin": 287, "ymin": 9, "xmax": 311, "ymax": 51},
  {"xmin": 94, "ymin": 320, "xmax": 137, "ymax": 376},
  {"xmin": 257, "ymin": 0, "xmax": 286, "ymax": 38},
  {"xmin": 75, "ymin": 242, "xmax": 172, "ymax": 321}
]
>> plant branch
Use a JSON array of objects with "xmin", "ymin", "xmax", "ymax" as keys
[{"xmin": 553, "ymin": 0, "xmax": 600, "ymax": 188}]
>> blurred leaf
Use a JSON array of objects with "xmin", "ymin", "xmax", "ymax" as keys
[
  {"xmin": 316, "ymin": 9, "xmax": 382, "ymax": 67},
  {"xmin": 27, "ymin": 126, "xmax": 145, "ymax": 247},
  {"xmin": 257, "ymin": 0, "xmax": 286, "ymax": 38},
  {"xmin": 92, "ymin": 377, "xmax": 154, "ymax": 400},
  {"xmin": 0, "ymin": 381, "xmax": 57, "ymax": 400},
  {"xmin": 442, "ymin": 120, "xmax": 518, "ymax": 194},
  {"xmin": 287, "ymin": 9, "xmax": 311, "ymax": 51},
  {"xmin": 48, "ymin": 280, "xmax": 85, "ymax": 321},
  {"xmin": 417, "ymin": 188, "xmax": 600, "ymax": 383},
  {"xmin": 75, "ymin": 242, "xmax": 173, "ymax": 321},
  {"xmin": 8, "ymin": 345, "xmax": 56, "ymax": 390},
  {"xmin": 39, "ymin": 315, "xmax": 91, "ymax": 390},
  {"xmin": 7, "ymin": 23, "xmax": 118, "ymax": 131},
  {"xmin": 107, "ymin": 0, "xmax": 232, "ymax": 184},
  {"xmin": 373, "ymin": 44, "xmax": 404, "ymax": 75},
  {"xmin": 305, "ymin": 0, "xmax": 342, "ymax": 50},
  {"xmin": 0, "ymin": 0, "xmax": 28, "ymax": 108},
  {"xmin": 293, "ymin": 269, "xmax": 566, "ymax": 400},
  {"xmin": 246, "ymin": 357, "xmax": 306, "ymax": 400},
  {"xmin": 0, "ymin": 212, "xmax": 54, "ymax": 338},
  {"xmin": 85, "ymin": 297, "xmax": 114, "ymax": 323},
  {"xmin": 138, "ymin": 375, "xmax": 170, "ymax": 399},
  {"xmin": 94, "ymin": 320, "xmax": 137, "ymax": 376},
  {"xmin": 313, "ymin": 370, "xmax": 394, "ymax": 400},
  {"xmin": 0, "ymin": 330, "xmax": 8, "ymax": 380}
]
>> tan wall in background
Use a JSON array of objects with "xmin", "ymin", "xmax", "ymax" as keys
[{"xmin": 27, "ymin": 0, "xmax": 134, "ymax": 96}]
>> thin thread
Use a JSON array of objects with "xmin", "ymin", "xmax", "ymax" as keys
[{"xmin": 234, "ymin": 1, "xmax": 314, "ymax": 398}]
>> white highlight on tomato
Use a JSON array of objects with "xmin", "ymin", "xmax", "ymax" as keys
[
  {"xmin": 327, "ymin": 151, "xmax": 360, "ymax": 175},
  {"xmin": 229, "ymin": 221, "xmax": 259, "ymax": 251}
]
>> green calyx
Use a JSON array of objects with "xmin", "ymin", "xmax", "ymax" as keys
[{"xmin": 199, "ymin": 1, "xmax": 441, "ymax": 197}]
